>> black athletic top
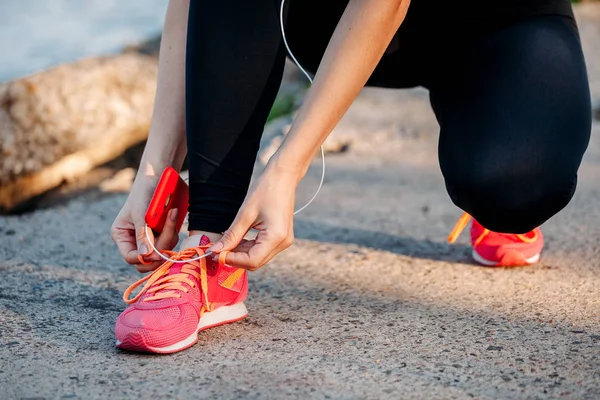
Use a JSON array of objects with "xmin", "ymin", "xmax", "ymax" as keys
[
  {"xmin": 286, "ymin": 0, "xmax": 577, "ymax": 57},
  {"xmin": 384, "ymin": 0, "xmax": 576, "ymax": 52},
  {"xmin": 422, "ymin": 0, "xmax": 573, "ymax": 19}
]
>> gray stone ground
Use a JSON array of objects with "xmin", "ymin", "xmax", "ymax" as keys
[{"xmin": 1, "ymin": 5, "xmax": 599, "ymax": 400}]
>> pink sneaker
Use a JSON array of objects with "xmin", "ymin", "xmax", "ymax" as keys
[
  {"xmin": 448, "ymin": 212, "xmax": 543, "ymax": 267},
  {"xmin": 115, "ymin": 236, "xmax": 248, "ymax": 354}
]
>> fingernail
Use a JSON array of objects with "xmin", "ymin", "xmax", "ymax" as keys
[
  {"xmin": 139, "ymin": 244, "xmax": 149, "ymax": 255},
  {"xmin": 208, "ymin": 242, "xmax": 223, "ymax": 253},
  {"xmin": 170, "ymin": 208, "xmax": 178, "ymax": 222}
]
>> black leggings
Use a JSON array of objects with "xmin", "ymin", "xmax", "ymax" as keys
[{"xmin": 184, "ymin": 1, "xmax": 591, "ymax": 234}]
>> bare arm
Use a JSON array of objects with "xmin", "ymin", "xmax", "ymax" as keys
[
  {"xmin": 211, "ymin": 0, "xmax": 411, "ymax": 268},
  {"xmin": 111, "ymin": 0, "xmax": 189, "ymax": 269},
  {"xmin": 270, "ymin": 0, "xmax": 410, "ymax": 179},
  {"xmin": 139, "ymin": 0, "xmax": 189, "ymax": 179}
]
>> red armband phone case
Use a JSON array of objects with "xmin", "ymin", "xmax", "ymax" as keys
[{"xmin": 145, "ymin": 166, "xmax": 189, "ymax": 234}]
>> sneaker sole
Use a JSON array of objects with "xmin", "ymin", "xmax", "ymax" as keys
[
  {"xmin": 472, "ymin": 249, "xmax": 540, "ymax": 267},
  {"xmin": 115, "ymin": 302, "xmax": 248, "ymax": 354}
]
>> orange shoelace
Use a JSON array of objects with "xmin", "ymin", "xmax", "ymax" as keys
[
  {"xmin": 123, "ymin": 247, "xmax": 222, "ymax": 311},
  {"xmin": 447, "ymin": 212, "xmax": 538, "ymax": 246}
]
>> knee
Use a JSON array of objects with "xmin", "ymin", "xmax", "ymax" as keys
[{"xmin": 444, "ymin": 165, "xmax": 577, "ymax": 233}]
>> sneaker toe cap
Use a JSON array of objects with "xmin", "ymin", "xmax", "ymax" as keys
[{"xmin": 115, "ymin": 304, "xmax": 200, "ymax": 350}]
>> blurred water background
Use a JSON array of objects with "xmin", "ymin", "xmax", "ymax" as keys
[{"xmin": 0, "ymin": 0, "xmax": 167, "ymax": 82}]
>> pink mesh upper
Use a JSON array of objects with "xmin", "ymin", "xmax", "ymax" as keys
[
  {"xmin": 471, "ymin": 219, "xmax": 544, "ymax": 260},
  {"xmin": 115, "ymin": 235, "xmax": 248, "ymax": 352}
]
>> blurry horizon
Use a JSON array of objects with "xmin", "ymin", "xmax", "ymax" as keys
[{"xmin": 0, "ymin": 0, "xmax": 167, "ymax": 82}]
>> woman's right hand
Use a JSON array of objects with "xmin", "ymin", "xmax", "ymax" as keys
[{"xmin": 111, "ymin": 174, "xmax": 180, "ymax": 273}]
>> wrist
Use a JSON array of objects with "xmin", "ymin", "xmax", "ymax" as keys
[
  {"xmin": 131, "ymin": 168, "xmax": 160, "ymax": 197},
  {"xmin": 265, "ymin": 152, "xmax": 309, "ymax": 184},
  {"xmin": 137, "ymin": 156, "xmax": 177, "ymax": 179},
  {"xmin": 138, "ymin": 130, "xmax": 187, "ymax": 178}
]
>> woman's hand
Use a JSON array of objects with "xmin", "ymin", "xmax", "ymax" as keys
[
  {"xmin": 208, "ymin": 165, "xmax": 298, "ymax": 271},
  {"xmin": 111, "ymin": 174, "xmax": 180, "ymax": 273}
]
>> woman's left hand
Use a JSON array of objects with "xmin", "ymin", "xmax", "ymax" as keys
[{"xmin": 207, "ymin": 165, "xmax": 298, "ymax": 271}]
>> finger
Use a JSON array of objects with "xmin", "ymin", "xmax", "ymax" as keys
[
  {"xmin": 224, "ymin": 229, "xmax": 285, "ymax": 270},
  {"xmin": 136, "ymin": 224, "xmax": 154, "ymax": 257},
  {"xmin": 237, "ymin": 236, "xmax": 292, "ymax": 269},
  {"xmin": 135, "ymin": 209, "xmax": 181, "ymax": 271},
  {"xmin": 153, "ymin": 208, "xmax": 179, "ymax": 251},
  {"xmin": 263, "ymin": 230, "xmax": 295, "ymax": 265},
  {"xmin": 210, "ymin": 239, "xmax": 252, "ymax": 262},
  {"xmin": 260, "ymin": 243, "xmax": 289, "ymax": 267},
  {"xmin": 223, "ymin": 241, "xmax": 272, "ymax": 271},
  {"xmin": 208, "ymin": 208, "xmax": 255, "ymax": 253},
  {"xmin": 111, "ymin": 226, "xmax": 140, "ymax": 265},
  {"xmin": 135, "ymin": 251, "xmax": 165, "ymax": 273},
  {"xmin": 135, "ymin": 217, "xmax": 166, "ymax": 266},
  {"xmin": 232, "ymin": 239, "xmax": 254, "ymax": 253}
]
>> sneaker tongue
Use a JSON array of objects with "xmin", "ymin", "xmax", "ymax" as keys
[
  {"xmin": 167, "ymin": 264, "xmax": 184, "ymax": 275},
  {"xmin": 167, "ymin": 235, "xmax": 210, "ymax": 275},
  {"xmin": 163, "ymin": 236, "xmax": 209, "ymax": 276},
  {"xmin": 163, "ymin": 235, "xmax": 210, "ymax": 276},
  {"xmin": 145, "ymin": 240, "xmax": 207, "ymax": 300}
]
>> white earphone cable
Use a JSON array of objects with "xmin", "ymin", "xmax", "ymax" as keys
[
  {"xmin": 280, "ymin": 0, "xmax": 326, "ymax": 216},
  {"xmin": 145, "ymin": 224, "xmax": 212, "ymax": 263}
]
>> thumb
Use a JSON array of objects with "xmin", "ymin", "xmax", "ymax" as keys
[
  {"xmin": 209, "ymin": 210, "xmax": 254, "ymax": 253},
  {"xmin": 136, "ymin": 222, "xmax": 154, "ymax": 257}
]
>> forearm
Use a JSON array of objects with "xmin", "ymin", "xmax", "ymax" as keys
[
  {"xmin": 269, "ymin": 0, "xmax": 410, "ymax": 179},
  {"xmin": 139, "ymin": 0, "xmax": 189, "ymax": 179}
]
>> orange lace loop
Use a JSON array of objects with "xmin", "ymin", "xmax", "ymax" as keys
[
  {"xmin": 447, "ymin": 212, "xmax": 471, "ymax": 244},
  {"xmin": 123, "ymin": 247, "xmax": 215, "ymax": 306},
  {"xmin": 447, "ymin": 212, "xmax": 538, "ymax": 245}
]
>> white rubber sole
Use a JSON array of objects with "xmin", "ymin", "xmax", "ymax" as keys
[
  {"xmin": 116, "ymin": 302, "xmax": 248, "ymax": 354},
  {"xmin": 472, "ymin": 249, "xmax": 540, "ymax": 266}
]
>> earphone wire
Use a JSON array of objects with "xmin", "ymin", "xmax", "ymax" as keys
[
  {"xmin": 143, "ymin": 0, "xmax": 325, "ymax": 263},
  {"xmin": 280, "ymin": 0, "xmax": 326, "ymax": 216},
  {"xmin": 145, "ymin": 225, "xmax": 212, "ymax": 263}
]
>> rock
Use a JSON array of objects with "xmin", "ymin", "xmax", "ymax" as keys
[
  {"xmin": 259, "ymin": 133, "xmax": 285, "ymax": 166},
  {"xmin": 124, "ymin": 34, "xmax": 161, "ymax": 57},
  {"xmin": 0, "ymin": 53, "xmax": 158, "ymax": 212},
  {"xmin": 258, "ymin": 117, "xmax": 291, "ymax": 165},
  {"xmin": 98, "ymin": 168, "xmax": 136, "ymax": 193}
]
